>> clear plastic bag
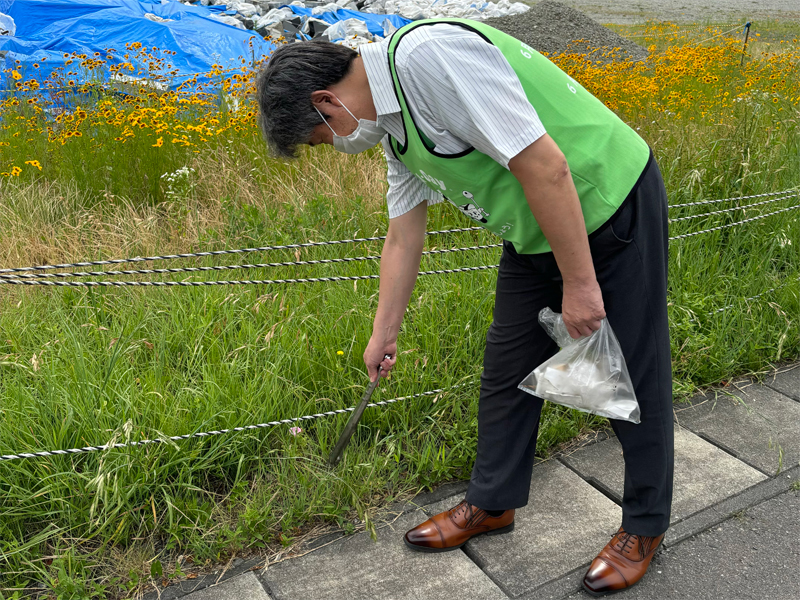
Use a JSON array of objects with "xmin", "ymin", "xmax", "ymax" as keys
[{"xmin": 518, "ymin": 308, "xmax": 641, "ymax": 423}]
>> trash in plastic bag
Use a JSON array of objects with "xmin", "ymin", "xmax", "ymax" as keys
[
  {"xmin": 322, "ymin": 18, "xmax": 371, "ymax": 42},
  {"xmin": 0, "ymin": 13, "xmax": 16, "ymax": 37},
  {"xmin": 381, "ymin": 17, "xmax": 398, "ymax": 37},
  {"xmin": 518, "ymin": 308, "xmax": 641, "ymax": 423}
]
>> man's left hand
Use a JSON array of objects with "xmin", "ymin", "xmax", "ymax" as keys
[{"xmin": 562, "ymin": 279, "xmax": 606, "ymax": 339}]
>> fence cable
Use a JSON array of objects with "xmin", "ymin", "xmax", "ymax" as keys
[
  {"xmin": 2, "ymin": 189, "xmax": 797, "ymax": 277},
  {"xmin": 712, "ymin": 276, "xmax": 800, "ymax": 315},
  {"xmin": 669, "ymin": 192, "xmax": 799, "ymax": 223},
  {"xmin": 623, "ymin": 23, "xmax": 743, "ymax": 39},
  {"xmin": 0, "ymin": 226, "xmax": 484, "ymax": 275},
  {"xmin": 668, "ymin": 203, "xmax": 800, "ymax": 240},
  {"xmin": 3, "ymin": 193, "xmax": 799, "ymax": 462},
  {"xmin": 1, "ymin": 206, "xmax": 797, "ymax": 285},
  {"xmin": 693, "ymin": 25, "xmax": 745, "ymax": 46},
  {"xmin": 668, "ymin": 188, "xmax": 798, "ymax": 209},
  {"xmin": 0, "ymin": 381, "xmax": 475, "ymax": 462},
  {"xmin": 0, "ymin": 244, "xmax": 503, "ymax": 281},
  {"xmin": 0, "ymin": 264, "xmax": 501, "ymax": 288},
  {"xmin": 3, "ymin": 266, "xmax": 798, "ymax": 463}
]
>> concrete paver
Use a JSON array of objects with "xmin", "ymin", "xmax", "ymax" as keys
[
  {"xmin": 677, "ymin": 385, "xmax": 800, "ymax": 476},
  {"xmin": 424, "ymin": 460, "xmax": 622, "ymax": 598},
  {"xmin": 166, "ymin": 369, "xmax": 800, "ymax": 600},
  {"xmin": 182, "ymin": 572, "xmax": 272, "ymax": 600},
  {"xmin": 765, "ymin": 364, "xmax": 800, "ymax": 403},
  {"xmin": 566, "ymin": 490, "xmax": 800, "ymax": 599},
  {"xmin": 560, "ymin": 424, "xmax": 767, "ymax": 522},
  {"xmin": 259, "ymin": 508, "xmax": 508, "ymax": 600}
]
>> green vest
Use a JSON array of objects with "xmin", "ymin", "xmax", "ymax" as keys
[{"xmin": 386, "ymin": 18, "xmax": 650, "ymax": 254}]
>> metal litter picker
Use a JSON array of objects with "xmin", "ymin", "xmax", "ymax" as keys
[{"xmin": 328, "ymin": 356, "xmax": 390, "ymax": 466}]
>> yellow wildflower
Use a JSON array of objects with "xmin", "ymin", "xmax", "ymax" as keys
[
  {"xmin": 10, "ymin": 166, "xmax": 22, "ymax": 177},
  {"xmin": 11, "ymin": 71, "xmax": 22, "ymax": 80},
  {"xmin": 24, "ymin": 160, "xmax": 42, "ymax": 171},
  {"xmin": 337, "ymin": 350, "xmax": 344, "ymax": 356},
  {"xmin": 152, "ymin": 137, "xmax": 163, "ymax": 147}
]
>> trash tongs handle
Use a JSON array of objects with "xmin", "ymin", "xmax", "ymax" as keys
[{"xmin": 328, "ymin": 355, "xmax": 391, "ymax": 467}]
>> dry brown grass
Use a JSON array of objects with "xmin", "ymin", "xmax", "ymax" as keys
[{"xmin": 0, "ymin": 144, "xmax": 388, "ymax": 286}]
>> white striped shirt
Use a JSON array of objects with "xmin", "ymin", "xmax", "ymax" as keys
[{"xmin": 359, "ymin": 23, "xmax": 547, "ymax": 219}]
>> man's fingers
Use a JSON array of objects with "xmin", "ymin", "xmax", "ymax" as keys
[
  {"xmin": 379, "ymin": 355, "xmax": 395, "ymax": 378},
  {"xmin": 566, "ymin": 321, "xmax": 602, "ymax": 339},
  {"xmin": 367, "ymin": 362, "xmax": 380, "ymax": 382}
]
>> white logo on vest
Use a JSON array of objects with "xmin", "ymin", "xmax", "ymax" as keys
[
  {"xmin": 456, "ymin": 191, "xmax": 490, "ymax": 224},
  {"xmin": 417, "ymin": 169, "xmax": 447, "ymax": 192}
]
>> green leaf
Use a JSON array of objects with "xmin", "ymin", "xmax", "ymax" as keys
[{"xmin": 150, "ymin": 560, "xmax": 163, "ymax": 580}]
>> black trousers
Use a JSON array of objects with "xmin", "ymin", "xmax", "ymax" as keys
[{"xmin": 464, "ymin": 154, "xmax": 674, "ymax": 537}]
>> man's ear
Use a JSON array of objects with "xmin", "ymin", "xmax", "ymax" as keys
[{"xmin": 311, "ymin": 90, "xmax": 340, "ymax": 111}]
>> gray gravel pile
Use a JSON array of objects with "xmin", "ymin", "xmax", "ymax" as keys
[{"xmin": 485, "ymin": 1, "xmax": 648, "ymax": 61}]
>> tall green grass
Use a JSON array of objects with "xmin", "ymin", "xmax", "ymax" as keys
[{"xmin": 0, "ymin": 24, "xmax": 798, "ymax": 600}]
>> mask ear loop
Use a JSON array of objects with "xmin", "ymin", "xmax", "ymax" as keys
[
  {"xmin": 334, "ymin": 96, "xmax": 359, "ymax": 123},
  {"xmin": 314, "ymin": 105, "xmax": 337, "ymax": 136}
]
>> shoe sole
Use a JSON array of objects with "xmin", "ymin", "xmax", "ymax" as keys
[{"xmin": 403, "ymin": 522, "xmax": 515, "ymax": 553}]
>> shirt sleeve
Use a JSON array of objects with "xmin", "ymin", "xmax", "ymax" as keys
[
  {"xmin": 397, "ymin": 27, "xmax": 547, "ymax": 169},
  {"xmin": 382, "ymin": 136, "xmax": 444, "ymax": 219}
]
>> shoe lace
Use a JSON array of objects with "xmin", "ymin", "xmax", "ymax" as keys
[
  {"xmin": 450, "ymin": 500, "xmax": 474, "ymax": 522},
  {"xmin": 611, "ymin": 530, "xmax": 638, "ymax": 555}
]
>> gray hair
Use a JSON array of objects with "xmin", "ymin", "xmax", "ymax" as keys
[{"xmin": 256, "ymin": 41, "xmax": 358, "ymax": 158}]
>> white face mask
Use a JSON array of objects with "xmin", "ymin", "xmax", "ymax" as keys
[{"xmin": 314, "ymin": 98, "xmax": 386, "ymax": 154}]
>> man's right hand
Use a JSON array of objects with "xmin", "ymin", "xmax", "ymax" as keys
[{"xmin": 364, "ymin": 336, "xmax": 396, "ymax": 382}]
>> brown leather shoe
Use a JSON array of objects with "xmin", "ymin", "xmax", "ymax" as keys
[
  {"xmin": 582, "ymin": 527, "xmax": 665, "ymax": 596},
  {"xmin": 403, "ymin": 500, "xmax": 515, "ymax": 553}
]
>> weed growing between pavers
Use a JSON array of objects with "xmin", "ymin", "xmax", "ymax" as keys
[{"xmin": 0, "ymin": 22, "xmax": 798, "ymax": 599}]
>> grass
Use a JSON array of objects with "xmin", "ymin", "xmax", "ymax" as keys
[{"xmin": 0, "ymin": 21, "xmax": 799, "ymax": 600}]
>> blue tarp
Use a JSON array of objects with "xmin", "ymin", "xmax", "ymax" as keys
[
  {"xmin": 0, "ymin": 0, "xmax": 414, "ymax": 91},
  {"xmin": 0, "ymin": 0, "xmax": 276, "ymax": 90},
  {"xmin": 287, "ymin": 6, "xmax": 410, "ymax": 38}
]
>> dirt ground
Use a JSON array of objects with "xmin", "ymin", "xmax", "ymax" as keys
[{"xmin": 552, "ymin": 0, "xmax": 800, "ymax": 24}]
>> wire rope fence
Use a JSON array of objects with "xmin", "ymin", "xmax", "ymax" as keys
[
  {"xmin": 620, "ymin": 22, "xmax": 745, "ymax": 39},
  {"xmin": 1, "ymin": 187, "xmax": 798, "ymax": 464}
]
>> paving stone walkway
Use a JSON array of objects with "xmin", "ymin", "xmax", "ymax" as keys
[{"xmin": 145, "ymin": 364, "xmax": 800, "ymax": 600}]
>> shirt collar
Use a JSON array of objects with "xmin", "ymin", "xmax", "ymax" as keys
[{"xmin": 359, "ymin": 38, "xmax": 401, "ymax": 117}]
